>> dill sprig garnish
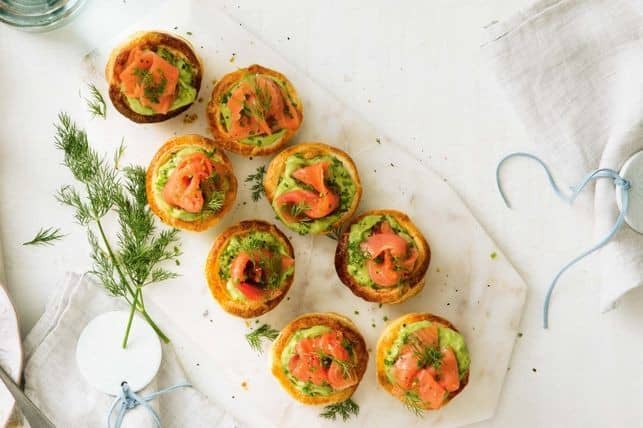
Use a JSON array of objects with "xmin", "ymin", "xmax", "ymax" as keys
[
  {"xmin": 245, "ymin": 165, "xmax": 266, "ymax": 201},
  {"xmin": 245, "ymin": 323, "xmax": 279, "ymax": 353},
  {"xmin": 319, "ymin": 398, "xmax": 360, "ymax": 421},
  {"xmin": 206, "ymin": 190, "xmax": 225, "ymax": 212},
  {"xmin": 86, "ymin": 84, "xmax": 107, "ymax": 119},
  {"xmin": 410, "ymin": 337, "xmax": 442, "ymax": 370},
  {"xmin": 403, "ymin": 391, "xmax": 425, "ymax": 417},
  {"xmin": 290, "ymin": 201, "xmax": 310, "ymax": 217},
  {"xmin": 23, "ymin": 227, "xmax": 66, "ymax": 246},
  {"xmin": 316, "ymin": 351, "xmax": 355, "ymax": 379},
  {"xmin": 54, "ymin": 113, "xmax": 181, "ymax": 348}
]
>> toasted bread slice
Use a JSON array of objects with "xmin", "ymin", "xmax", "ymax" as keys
[
  {"xmin": 106, "ymin": 31, "xmax": 203, "ymax": 123},
  {"xmin": 271, "ymin": 312, "xmax": 368, "ymax": 406},
  {"xmin": 264, "ymin": 142, "xmax": 362, "ymax": 235},
  {"xmin": 335, "ymin": 209, "xmax": 430, "ymax": 304},
  {"xmin": 206, "ymin": 220, "xmax": 295, "ymax": 318},
  {"xmin": 206, "ymin": 64, "xmax": 303, "ymax": 156},
  {"xmin": 376, "ymin": 313, "xmax": 470, "ymax": 411},
  {"xmin": 146, "ymin": 134, "xmax": 237, "ymax": 231}
]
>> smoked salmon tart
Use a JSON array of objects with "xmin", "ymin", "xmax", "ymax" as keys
[
  {"xmin": 206, "ymin": 220, "xmax": 295, "ymax": 318},
  {"xmin": 271, "ymin": 313, "xmax": 368, "ymax": 405},
  {"xmin": 335, "ymin": 209, "xmax": 430, "ymax": 304},
  {"xmin": 376, "ymin": 313, "xmax": 470, "ymax": 414},
  {"xmin": 106, "ymin": 31, "xmax": 202, "ymax": 123},
  {"xmin": 146, "ymin": 135, "xmax": 237, "ymax": 231},
  {"xmin": 207, "ymin": 64, "xmax": 303, "ymax": 156},
  {"xmin": 264, "ymin": 143, "xmax": 362, "ymax": 235}
]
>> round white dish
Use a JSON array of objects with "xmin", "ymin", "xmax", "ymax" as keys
[
  {"xmin": 76, "ymin": 311, "xmax": 162, "ymax": 396},
  {"xmin": 0, "ymin": 285, "xmax": 23, "ymax": 428},
  {"xmin": 616, "ymin": 150, "xmax": 643, "ymax": 234}
]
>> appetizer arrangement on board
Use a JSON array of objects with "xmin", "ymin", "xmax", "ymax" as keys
[
  {"xmin": 207, "ymin": 64, "xmax": 303, "ymax": 156},
  {"xmin": 271, "ymin": 313, "xmax": 368, "ymax": 405},
  {"xmin": 106, "ymin": 31, "xmax": 203, "ymax": 123},
  {"xmin": 146, "ymin": 134, "xmax": 237, "ymax": 231},
  {"xmin": 206, "ymin": 220, "xmax": 295, "ymax": 318},
  {"xmin": 376, "ymin": 313, "xmax": 470, "ymax": 413},
  {"xmin": 335, "ymin": 209, "xmax": 430, "ymax": 304},
  {"xmin": 98, "ymin": 30, "xmax": 471, "ymax": 420},
  {"xmin": 264, "ymin": 143, "xmax": 362, "ymax": 235}
]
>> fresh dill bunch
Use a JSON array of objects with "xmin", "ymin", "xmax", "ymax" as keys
[
  {"xmin": 86, "ymin": 83, "xmax": 107, "ymax": 119},
  {"xmin": 403, "ymin": 391, "xmax": 425, "ymax": 417},
  {"xmin": 319, "ymin": 398, "xmax": 360, "ymax": 421},
  {"xmin": 245, "ymin": 165, "xmax": 266, "ymax": 201},
  {"xmin": 53, "ymin": 113, "xmax": 181, "ymax": 348},
  {"xmin": 245, "ymin": 323, "xmax": 279, "ymax": 353},
  {"xmin": 23, "ymin": 227, "xmax": 66, "ymax": 246}
]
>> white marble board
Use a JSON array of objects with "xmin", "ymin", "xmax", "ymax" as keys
[{"xmin": 82, "ymin": 1, "xmax": 527, "ymax": 427}]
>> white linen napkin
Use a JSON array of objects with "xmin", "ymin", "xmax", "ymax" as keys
[
  {"xmin": 17, "ymin": 272, "xmax": 238, "ymax": 428},
  {"xmin": 485, "ymin": 0, "xmax": 643, "ymax": 311}
]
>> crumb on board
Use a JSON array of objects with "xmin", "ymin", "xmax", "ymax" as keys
[
  {"xmin": 183, "ymin": 113, "xmax": 198, "ymax": 124},
  {"xmin": 490, "ymin": 251, "xmax": 497, "ymax": 259},
  {"xmin": 241, "ymin": 381, "xmax": 248, "ymax": 390},
  {"xmin": 229, "ymin": 53, "xmax": 237, "ymax": 63}
]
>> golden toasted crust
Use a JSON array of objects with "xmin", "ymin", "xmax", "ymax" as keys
[
  {"xmin": 146, "ymin": 134, "xmax": 237, "ymax": 231},
  {"xmin": 271, "ymin": 312, "xmax": 368, "ymax": 406},
  {"xmin": 206, "ymin": 64, "xmax": 304, "ymax": 156},
  {"xmin": 105, "ymin": 31, "xmax": 203, "ymax": 123},
  {"xmin": 205, "ymin": 220, "xmax": 295, "ymax": 318},
  {"xmin": 263, "ymin": 142, "xmax": 362, "ymax": 235},
  {"xmin": 376, "ymin": 313, "xmax": 470, "ymax": 410},
  {"xmin": 334, "ymin": 210, "xmax": 430, "ymax": 304}
]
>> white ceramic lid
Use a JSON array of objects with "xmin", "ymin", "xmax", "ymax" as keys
[
  {"xmin": 616, "ymin": 150, "xmax": 643, "ymax": 234},
  {"xmin": 76, "ymin": 311, "xmax": 162, "ymax": 396}
]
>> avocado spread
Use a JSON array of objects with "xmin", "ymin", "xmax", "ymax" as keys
[
  {"xmin": 152, "ymin": 146, "xmax": 229, "ymax": 221},
  {"xmin": 217, "ymin": 231, "xmax": 294, "ymax": 302},
  {"xmin": 383, "ymin": 321, "xmax": 470, "ymax": 385},
  {"xmin": 280, "ymin": 325, "xmax": 335, "ymax": 396},
  {"xmin": 217, "ymin": 73, "xmax": 295, "ymax": 147},
  {"xmin": 272, "ymin": 153, "xmax": 356, "ymax": 235},
  {"xmin": 346, "ymin": 214, "xmax": 415, "ymax": 288},
  {"xmin": 124, "ymin": 46, "xmax": 197, "ymax": 115}
]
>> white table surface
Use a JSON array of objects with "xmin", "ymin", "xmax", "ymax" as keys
[{"xmin": 1, "ymin": 1, "xmax": 641, "ymax": 426}]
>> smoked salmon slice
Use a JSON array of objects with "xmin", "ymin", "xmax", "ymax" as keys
[
  {"xmin": 433, "ymin": 348, "xmax": 460, "ymax": 392},
  {"xmin": 391, "ymin": 348, "xmax": 421, "ymax": 390},
  {"xmin": 276, "ymin": 162, "xmax": 340, "ymax": 221},
  {"xmin": 225, "ymin": 75, "xmax": 301, "ymax": 139},
  {"xmin": 162, "ymin": 152, "xmax": 213, "ymax": 213},
  {"xmin": 119, "ymin": 48, "xmax": 180, "ymax": 114},
  {"xmin": 288, "ymin": 330, "xmax": 355, "ymax": 390},
  {"xmin": 229, "ymin": 249, "xmax": 294, "ymax": 300},
  {"xmin": 417, "ymin": 369, "xmax": 447, "ymax": 409},
  {"xmin": 360, "ymin": 220, "xmax": 418, "ymax": 287}
]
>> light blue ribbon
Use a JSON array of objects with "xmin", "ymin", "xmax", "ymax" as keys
[
  {"xmin": 107, "ymin": 381, "xmax": 192, "ymax": 428},
  {"xmin": 496, "ymin": 152, "xmax": 631, "ymax": 329}
]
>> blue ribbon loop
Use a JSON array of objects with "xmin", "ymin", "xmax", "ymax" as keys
[
  {"xmin": 496, "ymin": 152, "xmax": 631, "ymax": 329},
  {"xmin": 107, "ymin": 381, "xmax": 192, "ymax": 428}
]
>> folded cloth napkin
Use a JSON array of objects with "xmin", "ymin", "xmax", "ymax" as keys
[
  {"xmin": 485, "ymin": 0, "xmax": 643, "ymax": 311},
  {"xmin": 16, "ymin": 272, "xmax": 238, "ymax": 428}
]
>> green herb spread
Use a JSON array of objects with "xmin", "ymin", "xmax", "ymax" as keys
[
  {"xmin": 272, "ymin": 154, "xmax": 356, "ymax": 235},
  {"xmin": 125, "ymin": 46, "xmax": 197, "ymax": 115}
]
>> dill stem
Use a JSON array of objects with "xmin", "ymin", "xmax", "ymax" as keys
[
  {"xmin": 122, "ymin": 288, "xmax": 140, "ymax": 348},
  {"xmin": 95, "ymin": 218, "xmax": 169, "ymax": 346}
]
